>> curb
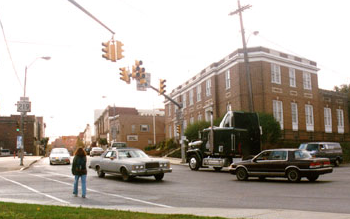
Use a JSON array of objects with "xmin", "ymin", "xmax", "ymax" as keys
[{"xmin": 20, "ymin": 157, "xmax": 44, "ymax": 171}]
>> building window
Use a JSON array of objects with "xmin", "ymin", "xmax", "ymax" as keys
[
  {"xmin": 225, "ymin": 70, "xmax": 231, "ymax": 89},
  {"xmin": 303, "ymin": 72, "xmax": 312, "ymax": 90},
  {"xmin": 140, "ymin": 124, "xmax": 149, "ymax": 132},
  {"xmin": 324, "ymin": 108, "xmax": 332, "ymax": 133},
  {"xmin": 271, "ymin": 63, "xmax": 281, "ymax": 84},
  {"xmin": 273, "ymin": 100, "xmax": 283, "ymax": 129},
  {"xmin": 205, "ymin": 108, "xmax": 212, "ymax": 122},
  {"xmin": 168, "ymin": 125, "xmax": 172, "ymax": 138},
  {"xmin": 190, "ymin": 115, "xmax": 194, "ymax": 124},
  {"xmin": 337, "ymin": 109, "xmax": 344, "ymax": 134},
  {"xmin": 206, "ymin": 78, "xmax": 211, "ymax": 96},
  {"xmin": 226, "ymin": 102, "xmax": 231, "ymax": 112},
  {"xmin": 198, "ymin": 113, "xmax": 202, "ymax": 121},
  {"xmin": 182, "ymin": 93, "xmax": 187, "ymax": 108},
  {"xmin": 291, "ymin": 103, "xmax": 298, "ymax": 131},
  {"xmin": 189, "ymin": 89, "xmax": 194, "ymax": 106},
  {"xmin": 183, "ymin": 120, "xmax": 187, "ymax": 131},
  {"xmin": 305, "ymin": 104, "xmax": 314, "ymax": 132},
  {"xmin": 168, "ymin": 104, "xmax": 172, "ymax": 117},
  {"xmin": 131, "ymin": 125, "xmax": 135, "ymax": 134},
  {"xmin": 174, "ymin": 124, "xmax": 177, "ymax": 137},
  {"xmin": 289, "ymin": 68, "xmax": 296, "ymax": 87},
  {"xmin": 197, "ymin": 85, "xmax": 202, "ymax": 102}
]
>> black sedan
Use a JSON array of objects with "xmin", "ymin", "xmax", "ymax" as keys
[{"xmin": 229, "ymin": 149, "xmax": 333, "ymax": 182}]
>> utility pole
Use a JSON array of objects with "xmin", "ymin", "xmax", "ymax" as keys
[{"xmin": 229, "ymin": 0, "xmax": 254, "ymax": 112}]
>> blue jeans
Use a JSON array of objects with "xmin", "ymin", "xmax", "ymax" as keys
[{"xmin": 73, "ymin": 175, "xmax": 87, "ymax": 197}]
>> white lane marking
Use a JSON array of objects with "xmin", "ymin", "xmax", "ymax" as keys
[
  {"xmin": 31, "ymin": 173, "xmax": 173, "ymax": 208},
  {"xmin": 0, "ymin": 176, "xmax": 69, "ymax": 204}
]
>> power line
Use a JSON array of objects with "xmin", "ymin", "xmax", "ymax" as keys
[{"xmin": 0, "ymin": 16, "xmax": 22, "ymax": 88}]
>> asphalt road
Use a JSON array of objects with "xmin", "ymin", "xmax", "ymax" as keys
[{"xmin": 1, "ymin": 157, "xmax": 350, "ymax": 214}]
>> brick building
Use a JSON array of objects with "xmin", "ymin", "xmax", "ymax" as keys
[
  {"xmin": 165, "ymin": 46, "xmax": 349, "ymax": 142},
  {"xmin": 0, "ymin": 115, "xmax": 45, "ymax": 155},
  {"xmin": 94, "ymin": 106, "xmax": 165, "ymax": 149},
  {"xmin": 51, "ymin": 136, "xmax": 78, "ymax": 155}
]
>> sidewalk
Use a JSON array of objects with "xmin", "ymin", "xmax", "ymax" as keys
[
  {"xmin": 0, "ymin": 155, "xmax": 42, "ymax": 172},
  {"xmin": 1, "ymin": 155, "xmax": 350, "ymax": 219}
]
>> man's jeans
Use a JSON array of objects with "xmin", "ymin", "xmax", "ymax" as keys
[{"xmin": 73, "ymin": 175, "xmax": 87, "ymax": 197}]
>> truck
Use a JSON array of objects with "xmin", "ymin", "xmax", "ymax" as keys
[{"xmin": 186, "ymin": 111, "xmax": 261, "ymax": 171}]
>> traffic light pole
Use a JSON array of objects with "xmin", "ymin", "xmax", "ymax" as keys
[{"xmin": 150, "ymin": 85, "xmax": 186, "ymax": 163}]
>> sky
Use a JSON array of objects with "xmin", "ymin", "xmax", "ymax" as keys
[{"xmin": 0, "ymin": 0, "xmax": 349, "ymax": 141}]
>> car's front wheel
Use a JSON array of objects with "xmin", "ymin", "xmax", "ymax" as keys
[
  {"xmin": 154, "ymin": 173, "xmax": 164, "ymax": 181},
  {"xmin": 96, "ymin": 166, "xmax": 105, "ymax": 178},
  {"xmin": 236, "ymin": 167, "xmax": 248, "ymax": 181},
  {"xmin": 121, "ymin": 167, "xmax": 131, "ymax": 181},
  {"xmin": 189, "ymin": 155, "xmax": 200, "ymax": 171},
  {"xmin": 287, "ymin": 168, "xmax": 301, "ymax": 182}
]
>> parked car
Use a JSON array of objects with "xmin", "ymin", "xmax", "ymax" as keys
[
  {"xmin": 90, "ymin": 147, "xmax": 104, "ymax": 157},
  {"xmin": 49, "ymin": 148, "xmax": 71, "ymax": 165},
  {"xmin": 299, "ymin": 142, "xmax": 343, "ymax": 166},
  {"xmin": 89, "ymin": 148, "xmax": 172, "ymax": 181},
  {"xmin": 0, "ymin": 149, "xmax": 11, "ymax": 156},
  {"xmin": 229, "ymin": 149, "xmax": 333, "ymax": 182}
]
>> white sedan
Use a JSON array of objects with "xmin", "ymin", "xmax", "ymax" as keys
[
  {"xmin": 49, "ymin": 148, "xmax": 71, "ymax": 165},
  {"xmin": 89, "ymin": 148, "xmax": 172, "ymax": 181}
]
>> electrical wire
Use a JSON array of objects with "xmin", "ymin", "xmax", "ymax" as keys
[{"xmin": 0, "ymin": 16, "xmax": 22, "ymax": 88}]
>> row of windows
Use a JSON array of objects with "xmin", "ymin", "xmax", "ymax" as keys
[
  {"xmin": 271, "ymin": 63, "xmax": 312, "ymax": 90},
  {"xmin": 273, "ymin": 100, "xmax": 345, "ymax": 133}
]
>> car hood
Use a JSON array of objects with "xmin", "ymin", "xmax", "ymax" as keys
[{"xmin": 120, "ymin": 157, "xmax": 169, "ymax": 164}]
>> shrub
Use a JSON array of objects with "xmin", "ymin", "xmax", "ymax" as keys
[
  {"xmin": 184, "ymin": 121, "xmax": 210, "ymax": 142},
  {"xmin": 258, "ymin": 112, "xmax": 282, "ymax": 144}
]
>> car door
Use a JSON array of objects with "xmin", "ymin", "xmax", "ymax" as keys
[
  {"xmin": 266, "ymin": 150, "xmax": 288, "ymax": 174},
  {"xmin": 100, "ymin": 151, "xmax": 113, "ymax": 171},
  {"xmin": 105, "ymin": 151, "xmax": 119, "ymax": 172},
  {"xmin": 249, "ymin": 151, "xmax": 272, "ymax": 173}
]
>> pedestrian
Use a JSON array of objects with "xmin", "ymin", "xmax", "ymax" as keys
[{"xmin": 72, "ymin": 147, "xmax": 87, "ymax": 198}]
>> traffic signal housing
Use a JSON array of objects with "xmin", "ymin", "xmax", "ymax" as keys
[
  {"xmin": 116, "ymin": 41, "xmax": 124, "ymax": 60},
  {"xmin": 131, "ymin": 60, "xmax": 145, "ymax": 80},
  {"xmin": 176, "ymin": 125, "xmax": 181, "ymax": 135},
  {"xmin": 102, "ymin": 41, "xmax": 111, "ymax": 60},
  {"xmin": 16, "ymin": 121, "xmax": 20, "ymax": 132},
  {"xmin": 159, "ymin": 79, "xmax": 166, "ymax": 95},
  {"xmin": 119, "ymin": 67, "xmax": 130, "ymax": 84}
]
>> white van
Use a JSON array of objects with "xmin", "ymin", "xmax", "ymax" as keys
[{"xmin": 0, "ymin": 149, "xmax": 11, "ymax": 156}]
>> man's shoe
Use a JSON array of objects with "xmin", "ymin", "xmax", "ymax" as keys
[{"xmin": 82, "ymin": 195, "xmax": 86, "ymax": 198}]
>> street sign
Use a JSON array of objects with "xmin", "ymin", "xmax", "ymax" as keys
[
  {"xmin": 17, "ymin": 101, "xmax": 31, "ymax": 112},
  {"xmin": 136, "ymin": 73, "xmax": 151, "ymax": 91},
  {"xmin": 20, "ymin": 97, "xmax": 29, "ymax": 101},
  {"xmin": 17, "ymin": 136, "xmax": 23, "ymax": 149}
]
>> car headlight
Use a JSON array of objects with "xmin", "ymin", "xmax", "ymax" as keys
[
  {"xmin": 160, "ymin": 163, "xmax": 170, "ymax": 168},
  {"xmin": 132, "ymin": 165, "xmax": 144, "ymax": 170}
]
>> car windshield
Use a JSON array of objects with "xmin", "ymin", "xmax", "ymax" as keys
[
  {"xmin": 118, "ymin": 150, "xmax": 148, "ymax": 159},
  {"xmin": 294, "ymin": 150, "xmax": 312, "ymax": 159},
  {"xmin": 50, "ymin": 149, "xmax": 69, "ymax": 155},
  {"xmin": 93, "ymin": 148, "xmax": 103, "ymax": 151}
]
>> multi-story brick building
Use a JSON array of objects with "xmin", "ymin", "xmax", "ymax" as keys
[
  {"xmin": 165, "ymin": 46, "xmax": 349, "ymax": 142},
  {"xmin": 0, "ymin": 115, "xmax": 45, "ymax": 155},
  {"xmin": 94, "ymin": 106, "xmax": 165, "ymax": 149}
]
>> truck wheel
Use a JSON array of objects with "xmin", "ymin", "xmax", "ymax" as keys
[
  {"xmin": 236, "ymin": 168, "xmax": 248, "ymax": 181},
  {"xmin": 287, "ymin": 168, "xmax": 301, "ymax": 182},
  {"xmin": 189, "ymin": 155, "xmax": 200, "ymax": 171}
]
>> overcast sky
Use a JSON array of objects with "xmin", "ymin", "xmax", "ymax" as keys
[{"xmin": 0, "ymin": 0, "xmax": 349, "ymax": 140}]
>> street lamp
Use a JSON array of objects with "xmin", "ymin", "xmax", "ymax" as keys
[
  {"xmin": 20, "ymin": 56, "xmax": 51, "ymax": 166},
  {"xmin": 246, "ymin": 31, "xmax": 259, "ymax": 44}
]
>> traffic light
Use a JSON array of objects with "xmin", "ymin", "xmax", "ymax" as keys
[
  {"xmin": 176, "ymin": 125, "xmax": 181, "ymax": 135},
  {"xmin": 159, "ymin": 79, "xmax": 166, "ymax": 95},
  {"xmin": 16, "ymin": 121, "xmax": 20, "ymax": 132},
  {"xmin": 102, "ymin": 41, "xmax": 111, "ymax": 60},
  {"xmin": 110, "ymin": 41, "xmax": 116, "ymax": 62},
  {"xmin": 119, "ymin": 67, "xmax": 130, "ymax": 84},
  {"xmin": 116, "ymin": 41, "xmax": 124, "ymax": 60},
  {"xmin": 131, "ymin": 60, "xmax": 145, "ymax": 80}
]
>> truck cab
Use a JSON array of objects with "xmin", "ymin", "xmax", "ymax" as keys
[{"xmin": 186, "ymin": 111, "xmax": 261, "ymax": 171}]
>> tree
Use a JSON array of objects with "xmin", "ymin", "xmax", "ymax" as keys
[
  {"xmin": 258, "ymin": 112, "xmax": 282, "ymax": 144},
  {"xmin": 184, "ymin": 120, "xmax": 210, "ymax": 142},
  {"xmin": 334, "ymin": 84, "xmax": 350, "ymax": 123},
  {"xmin": 98, "ymin": 138, "xmax": 108, "ymax": 146}
]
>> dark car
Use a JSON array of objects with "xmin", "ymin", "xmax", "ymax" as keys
[
  {"xmin": 229, "ymin": 149, "xmax": 333, "ymax": 182},
  {"xmin": 299, "ymin": 142, "xmax": 343, "ymax": 166}
]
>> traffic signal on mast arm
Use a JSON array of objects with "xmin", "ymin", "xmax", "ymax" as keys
[
  {"xmin": 159, "ymin": 79, "xmax": 166, "ymax": 95},
  {"xmin": 102, "ymin": 41, "xmax": 111, "ymax": 60},
  {"xmin": 116, "ymin": 41, "xmax": 124, "ymax": 60},
  {"xmin": 131, "ymin": 60, "xmax": 145, "ymax": 80},
  {"xmin": 109, "ymin": 41, "xmax": 117, "ymax": 62},
  {"xmin": 119, "ymin": 67, "xmax": 130, "ymax": 84}
]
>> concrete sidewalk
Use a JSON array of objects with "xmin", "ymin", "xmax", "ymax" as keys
[
  {"xmin": 1, "ymin": 156, "xmax": 350, "ymax": 219},
  {"xmin": 0, "ymin": 155, "xmax": 42, "ymax": 172}
]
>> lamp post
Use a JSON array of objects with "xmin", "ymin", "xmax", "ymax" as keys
[{"xmin": 20, "ymin": 56, "xmax": 51, "ymax": 166}]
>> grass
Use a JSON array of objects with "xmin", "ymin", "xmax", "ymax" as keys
[{"xmin": 0, "ymin": 202, "xmax": 228, "ymax": 219}]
